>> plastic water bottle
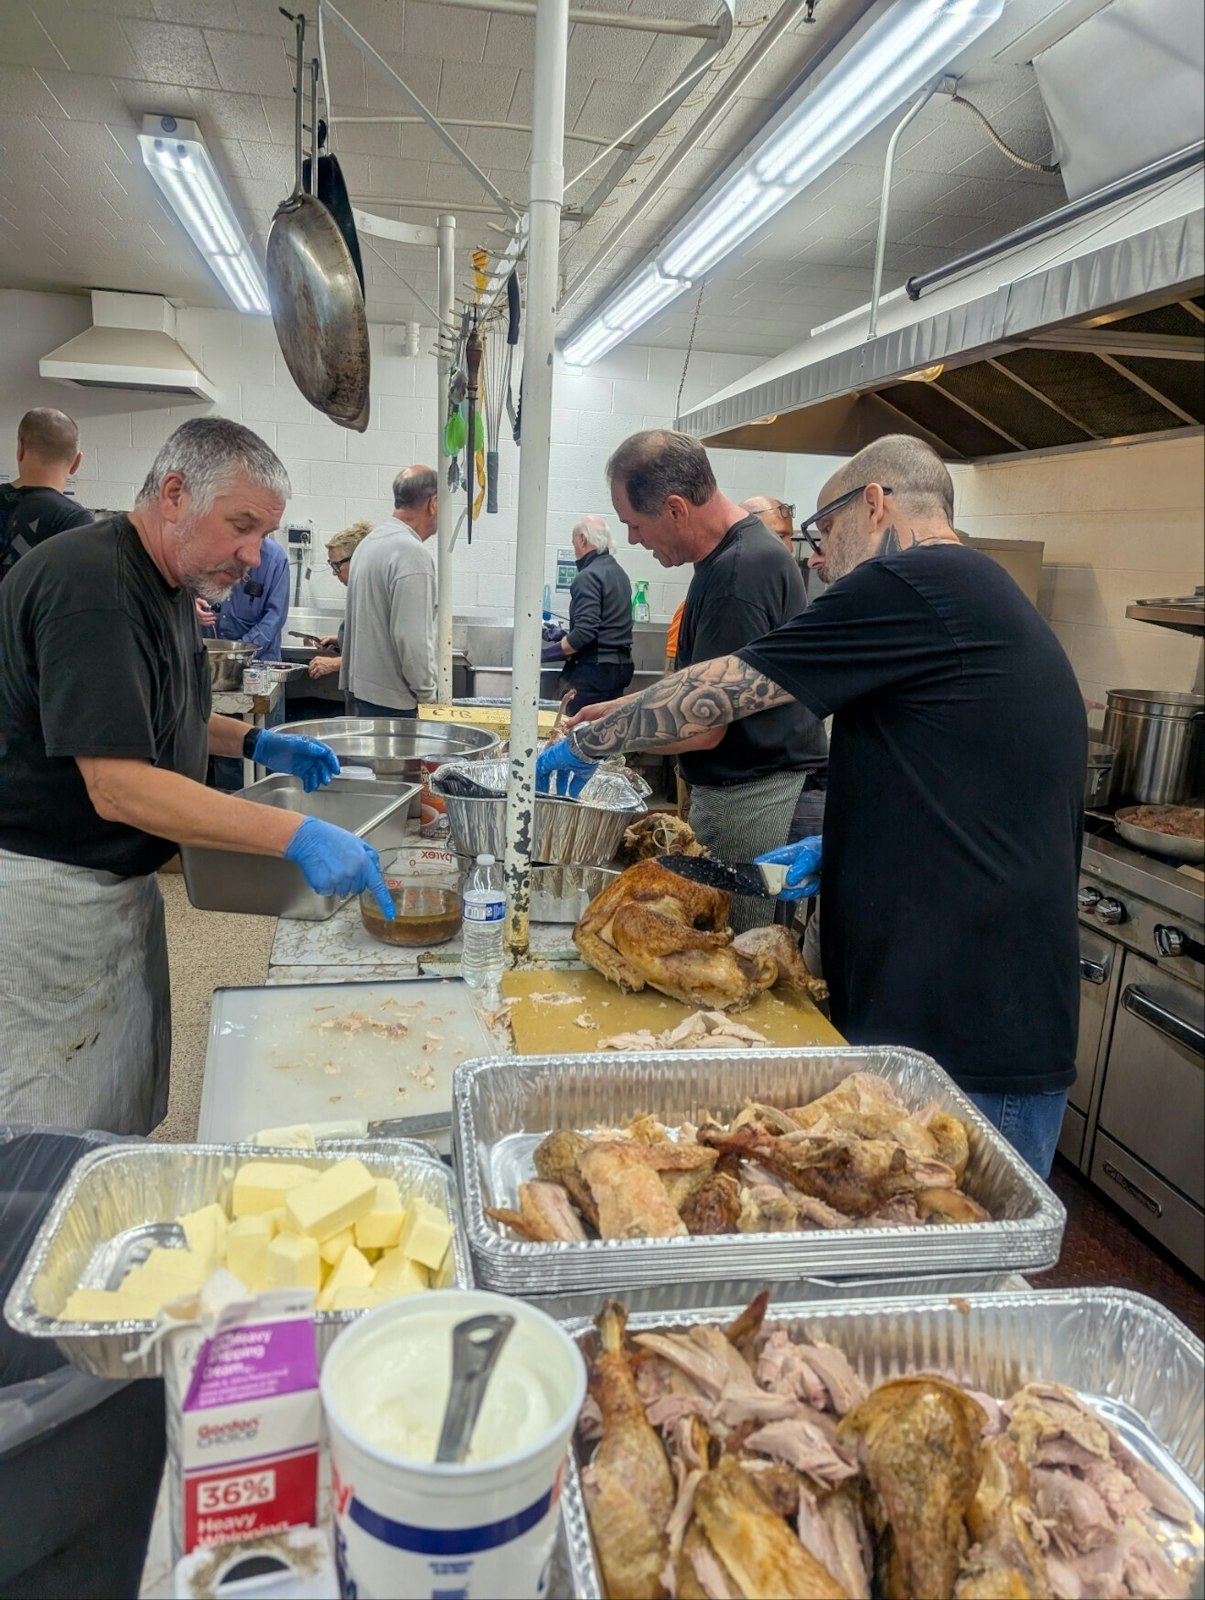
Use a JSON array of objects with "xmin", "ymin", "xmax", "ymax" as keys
[{"xmin": 461, "ymin": 853, "xmax": 506, "ymax": 991}]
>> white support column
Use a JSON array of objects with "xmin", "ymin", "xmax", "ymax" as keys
[
  {"xmin": 435, "ymin": 212, "xmax": 457, "ymax": 704},
  {"xmin": 503, "ymin": 0, "xmax": 569, "ymax": 958}
]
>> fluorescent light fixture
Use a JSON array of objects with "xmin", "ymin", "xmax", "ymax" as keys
[
  {"xmin": 138, "ymin": 116, "xmax": 270, "ymax": 315},
  {"xmin": 562, "ymin": 265, "xmax": 685, "ymax": 366},
  {"xmin": 560, "ymin": 0, "xmax": 1007, "ymax": 365}
]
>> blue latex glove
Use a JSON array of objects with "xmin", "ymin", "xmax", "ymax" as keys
[
  {"xmin": 284, "ymin": 817, "xmax": 395, "ymax": 918},
  {"xmin": 252, "ymin": 729, "xmax": 341, "ymax": 793},
  {"xmin": 755, "ymin": 835, "xmax": 823, "ymax": 900},
  {"xmin": 541, "ymin": 642, "xmax": 566, "ymax": 664},
  {"xmin": 541, "ymin": 621, "xmax": 566, "ymax": 643},
  {"xmin": 535, "ymin": 738, "xmax": 597, "ymax": 798}
]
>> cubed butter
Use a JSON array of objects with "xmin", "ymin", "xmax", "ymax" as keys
[
  {"xmin": 226, "ymin": 1213, "xmax": 274, "ymax": 1291},
  {"xmin": 373, "ymin": 1249, "xmax": 429, "ymax": 1296},
  {"xmin": 354, "ymin": 1180, "xmax": 406, "ymax": 1250},
  {"xmin": 143, "ymin": 1248, "xmax": 209, "ymax": 1287},
  {"xmin": 178, "ymin": 1204, "xmax": 229, "ymax": 1268},
  {"xmin": 284, "ymin": 1158, "xmax": 376, "ymax": 1243},
  {"xmin": 231, "ymin": 1161, "xmax": 314, "ymax": 1217},
  {"xmin": 330, "ymin": 1285, "xmax": 396, "ymax": 1311},
  {"xmin": 60, "ymin": 1288, "xmax": 161, "ymax": 1322},
  {"xmin": 263, "ymin": 1206, "xmax": 290, "ymax": 1236},
  {"xmin": 266, "ymin": 1231, "xmax": 321, "ymax": 1292},
  {"xmin": 397, "ymin": 1199, "xmax": 453, "ymax": 1272},
  {"xmin": 253, "ymin": 1123, "xmax": 317, "ymax": 1149},
  {"xmin": 316, "ymin": 1245, "xmax": 374, "ymax": 1310},
  {"xmin": 320, "ymin": 1227, "xmax": 356, "ymax": 1267}
]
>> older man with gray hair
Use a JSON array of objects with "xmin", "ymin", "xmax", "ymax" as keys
[
  {"xmin": 341, "ymin": 464, "xmax": 438, "ymax": 718},
  {"xmin": 0, "ymin": 417, "xmax": 393, "ymax": 1135},
  {"xmin": 549, "ymin": 513, "xmax": 634, "ymax": 714}
]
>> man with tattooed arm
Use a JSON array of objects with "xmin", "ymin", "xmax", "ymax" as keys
[{"xmin": 538, "ymin": 434, "xmax": 1084, "ymax": 1177}]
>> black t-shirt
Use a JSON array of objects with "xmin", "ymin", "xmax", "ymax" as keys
[
  {"xmin": 677, "ymin": 515, "xmax": 827, "ymax": 786},
  {"xmin": 740, "ymin": 544, "xmax": 1084, "ymax": 1096},
  {"xmin": 0, "ymin": 483, "xmax": 93, "ymax": 581},
  {"xmin": 0, "ymin": 514, "xmax": 211, "ymax": 876}
]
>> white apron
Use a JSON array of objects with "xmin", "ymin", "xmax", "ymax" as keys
[{"xmin": 0, "ymin": 848, "xmax": 170, "ymax": 1134}]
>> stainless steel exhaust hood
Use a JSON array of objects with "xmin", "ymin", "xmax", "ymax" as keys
[
  {"xmin": 678, "ymin": 161, "xmax": 1203, "ymax": 463},
  {"xmin": 39, "ymin": 290, "xmax": 217, "ymax": 401}
]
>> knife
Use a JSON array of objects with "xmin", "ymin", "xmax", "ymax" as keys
[{"xmin": 655, "ymin": 853, "xmax": 788, "ymax": 899}]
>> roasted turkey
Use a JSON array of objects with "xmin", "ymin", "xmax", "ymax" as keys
[{"xmin": 573, "ymin": 861, "xmax": 816, "ymax": 1011}]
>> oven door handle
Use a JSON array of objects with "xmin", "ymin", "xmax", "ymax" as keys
[
  {"xmin": 1122, "ymin": 986, "xmax": 1205, "ymax": 1055},
  {"xmin": 1080, "ymin": 957, "xmax": 1108, "ymax": 985}
]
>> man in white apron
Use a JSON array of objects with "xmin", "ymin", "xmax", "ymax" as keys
[{"xmin": 0, "ymin": 418, "xmax": 394, "ymax": 1134}]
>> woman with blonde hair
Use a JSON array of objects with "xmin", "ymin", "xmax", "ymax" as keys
[{"xmin": 308, "ymin": 518, "xmax": 372, "ymax": 679}]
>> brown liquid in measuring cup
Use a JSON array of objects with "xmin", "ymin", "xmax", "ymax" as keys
[{"xmin": 361, "ymin": 885, "xmax": 462, "ymax": 946}]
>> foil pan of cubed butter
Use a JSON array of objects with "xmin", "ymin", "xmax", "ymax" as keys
[
  {"xmin": 556, "ymin": 1287, "xmax": 1204, "ymax": 1600},
  {"xmin": 4, "ymin": 1138, "xmax": 473, "ymax": 1379},
  {"xmin": 454, "ymin": 1047, "xmax": 1066, "ymax": 1296}
]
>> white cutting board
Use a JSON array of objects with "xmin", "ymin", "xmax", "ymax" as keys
[{"xmin": 199, "ymin": 979, "xmax": 500, "ymax": 1149}]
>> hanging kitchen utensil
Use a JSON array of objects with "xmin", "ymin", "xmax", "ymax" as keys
[
  {"xmin": 464, "ymin": 321, "xmax": 483, "ymax": 546},
  {"xmin": 266, "ymin": 12, "xmax": 370, "ymax": 431},
  {"xmin": 303, "ymin": 117, "xmax": 365, "ymax": 295},
  {"xmin": 505, "ymin": 270, "xmax": 521, "ymax": 436}
]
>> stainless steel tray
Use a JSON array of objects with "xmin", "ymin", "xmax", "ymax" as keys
[
  {"xmin": 557, "ymin": 1288, "xmax": 1205, "ymax": 1600},
  {"xmin": 5, "ymin": 1138, "xmax": 473, "ymax": 1379},
  {"xmin": 453, "ymin": 1049, "xmax": 1065, "ymax": 1294},
  {"xmin": 180, "ymin": 774, "xmax": 419, "ymax": 919}
]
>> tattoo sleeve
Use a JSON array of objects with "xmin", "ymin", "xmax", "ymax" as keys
[{"xmin": 572, "ymin": 654, "xmax": 794, "ymax": 759}]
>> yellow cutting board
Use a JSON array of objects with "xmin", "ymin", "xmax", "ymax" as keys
[{"xmin": 501, "ymin": 966, "xmax": 843, "ymax": 1054}]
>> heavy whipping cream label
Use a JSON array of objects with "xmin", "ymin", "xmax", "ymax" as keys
[{"xmin": 165, "ymin": 1290, "xmax": 320, "ymax": 1557}]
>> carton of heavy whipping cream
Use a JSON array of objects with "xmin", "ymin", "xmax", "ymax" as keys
[{"xmin": 164, "ymin": 1283, "xmax": 321, "ymax": 1559}]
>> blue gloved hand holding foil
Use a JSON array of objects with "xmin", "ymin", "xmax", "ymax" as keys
[
  {"xmin": 535, "ymin": 738, "xmax": 597, "ymax": 798},
  {"xmin": 284, "ymin": 818, "xmax": 395, "ymax": 918},
  {"xmin": 251, "ymin": 729, "xmax": 341, "ymax": 793},
  {"xmin": 755, "ymin": 835, "xmax": 823, "ymax": 899}
]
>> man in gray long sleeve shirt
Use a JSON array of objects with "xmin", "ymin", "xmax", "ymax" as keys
[
  {"xmin": 341, "ymin": 465, "xmax": 438, "ymax": 717},
  {"xmin": 556, "ymin": 515, "xmax": 634, "ymax": 714}
]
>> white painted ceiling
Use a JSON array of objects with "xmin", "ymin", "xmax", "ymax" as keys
[{"xmin": 0, "ymin": 0, "xmax": 1075, "ymax": 359}]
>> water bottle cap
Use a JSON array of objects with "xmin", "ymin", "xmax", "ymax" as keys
[{"xmin": 476, "ymin": 853, "xmax": 495, "ymax": 865}]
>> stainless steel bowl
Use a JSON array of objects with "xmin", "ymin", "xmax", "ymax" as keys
[
  {"xmin": 1115, "ymin": 805, "xmax": 1205, "ymax": 863},
  {"xmin": 438, "ymin": 788, "xmax": 642, "ymax": 867},
  {"xmin": 276, "ymin": 717, "xmax": 501, "ymax": 777},
  {"xmin": 530, "ymin": 864, "xmax": 617, "ymax": 922},
  {"xmin": 203, "ymin": 638, "xmax": 257, "ymax": 691}
]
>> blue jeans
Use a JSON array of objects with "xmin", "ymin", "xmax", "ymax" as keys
[
  {"xmin": 966, "ymin": 1089, "xmax": 1068, "ymax": 1179},
  {"xmin": 351, "ymin": 698, "xmax": 416, "ymax": 719}
]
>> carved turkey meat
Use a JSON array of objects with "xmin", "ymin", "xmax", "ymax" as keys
[{"xmin": 573, "ymin": 861, "xmax": 813, "ymax": 1011}]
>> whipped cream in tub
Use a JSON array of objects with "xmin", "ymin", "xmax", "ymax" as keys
[{"xmin": 321, "ymin": 1290, "xmax": 585, "ymax": 1599}]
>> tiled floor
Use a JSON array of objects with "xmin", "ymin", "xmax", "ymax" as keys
[{"xmin": 1038, "ymin": 1156, "xmax": 1204, "ymax": 1339}]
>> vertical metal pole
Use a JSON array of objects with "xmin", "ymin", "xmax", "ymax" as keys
[
  {"xmin": 504, "ymin": 0, "xmax": 569, "ymax": 957},
  {"xmin": 435, "ymin": 212, "xmax": 457, "ymax": 704},
  {"xmin": 868, "ymin": 85, "xmax": 936, "ymax": 341}
]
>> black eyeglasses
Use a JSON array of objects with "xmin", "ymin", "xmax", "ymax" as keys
[
  {"xmin": 796, "ymin": 484, "xmax": 892, "ymax": 554},
  {"xmin": 774, "ymin": 502, "xmax": 796, "ymax": 519},
  {"xmin": 328, "ymin": 556, "xmax": 350, "ymax": 573}
]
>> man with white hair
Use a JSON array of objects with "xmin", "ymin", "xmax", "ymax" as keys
[
  {"xmin": 550, "ymin": 514, "xmax": 633, "ymax": 714},
  {"xmin": 740, "ymin": 494, "xmax": 796, "ymax": 554},
  {"xmin": 0, "ymin": 417, "xmax": 394, "ymax": 1135}
]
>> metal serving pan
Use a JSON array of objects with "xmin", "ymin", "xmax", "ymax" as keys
[
  {"xmin": 180, "ymin": 773, "xmax": 418, "ymax": 919},
  {"xmin": 557, "ymin": 1287, "xmax": 1205, "ymax": 1600},
  {"xmin": 453, "ymin": 1048, "xmax": 1065, "ymax": 1295},
  {"xmin": 277, "ymin": 717, "xmax": 501, "ymax": 776},
  {"xmin": 4, "ymin": 1138, "xmax": 473, "ymax": 1379}
]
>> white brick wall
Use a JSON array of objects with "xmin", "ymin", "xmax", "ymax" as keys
[{"xmin": 0, "ymin": 290, "xmax": 786, "ymax": 623}]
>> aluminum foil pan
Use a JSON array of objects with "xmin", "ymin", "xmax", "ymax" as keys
[
  {"xmin": 435, "ymin": 779, "xmax": 643, "ymax": 867},
  {"xmin": 453, "ymin": 1048, "xmax": 1066, "ymax": 1294},
  {"xmin": 5, "ymin": 1138, "xmax": 473, "ymax": 1380},
  {"xmin": 558, "ymin": 1288, "xmax": 1205, "ymax": 1600},
  {"xmin": 530, "ymin": 865, "xmax": 618, "ymax": 923}
]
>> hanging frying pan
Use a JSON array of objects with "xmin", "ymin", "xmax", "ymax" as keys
[
  {"xmin": 266, "ymin": 13, "xmax": 370, "ymax": 431},
  {"xmin": 303, "ymin": 118, "xmax": 365, "ymax": 295}
]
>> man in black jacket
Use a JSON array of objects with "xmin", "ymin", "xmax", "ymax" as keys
[
  {"xmin": 553, "ymin": 515, "xmax": 634, "ymax": 714},
  {"xmin": 0, "ymin": 408, "xmax": 92, "ymax": 581}
]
